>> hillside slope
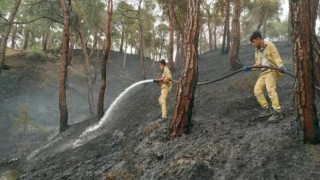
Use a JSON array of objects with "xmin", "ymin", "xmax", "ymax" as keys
[
  {"xmin": 5, "ymin": 42, "xmax": 320, "ymax": 179},
  {"xmin": 0, "ymin": 50, "xmax": 154, "ymax": 174}
]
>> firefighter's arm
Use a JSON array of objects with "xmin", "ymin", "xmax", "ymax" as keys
[
  {"xmin": 269, "ymin": 43, "xmax": 284, "ymax": 67},
  {"xmin": 162, "ymin": 69, "xmax": 172, "ymax": 83}
]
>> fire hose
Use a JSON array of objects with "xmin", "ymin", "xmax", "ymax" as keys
[{"xmin": 153, "ymin": 65, "xmax": 320, "ymax": 90}]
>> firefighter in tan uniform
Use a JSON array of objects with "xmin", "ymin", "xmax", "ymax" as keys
[
  {"xmin": 243, "ymin": 31, "xmax": 286, "ymax": 122},
  {"xmin": 158, "ymin": 59, "xmax": 172, "ymax": 120}
]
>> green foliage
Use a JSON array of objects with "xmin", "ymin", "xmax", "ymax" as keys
[
  {"xmin": 266, "ymin": 20, "xmax": 288, "ymax": 41},
  {"xmin": 27, "ymin": 46, "xmax": 47, "ymax": 59},
  {"xmin": 0, "ymin": 0, "xmax": 14, "ymax": 15},
  {"xmin": 11, "ymin": 103, "xmax": 49, "ymax": 157},
  {"xmin": 241, "ymin": 0, "xmax": 281, "ymax": 39}
]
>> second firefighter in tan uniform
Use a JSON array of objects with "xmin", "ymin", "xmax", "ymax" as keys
[
  {"xmin": 245, "ymin": 31, "xmax": 286, "ymax": 122},
  {"xmin": 158, "ymin": 59, "xmax": 172, "ymax": 120}
]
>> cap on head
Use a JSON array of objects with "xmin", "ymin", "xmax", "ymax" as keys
[
  {"xmin": 159, "ymin": 59, "xmax": 166, "ymax": 65},
  {"xmin": 250, "ymin": 31, "xmax": 263, "ymax": 42}
]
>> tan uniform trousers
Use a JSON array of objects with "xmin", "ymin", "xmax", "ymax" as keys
[
  {"xmin": 159, "ymin": 87, "xmax": 170, "ymax": 118},
  {"xmin": 254, "ymin": 71, "xmax": 281, "ymax": 112}
]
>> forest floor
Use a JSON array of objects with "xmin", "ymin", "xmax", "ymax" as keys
[{"xmin": 1, "ymin": 41, "xmax": 320, "ymax": 179}]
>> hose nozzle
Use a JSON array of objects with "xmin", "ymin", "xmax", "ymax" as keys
[{"xmin": 153, "ymin": 79, "xmax": 160, "ymax": 83}]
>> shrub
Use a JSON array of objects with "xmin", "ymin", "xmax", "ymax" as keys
[
  {"xmin": 27, "ymin": 46, "xmax": 47, "ymax": 59},
  {"xmin": 11, "ymin": 103, "xmax": 49, "ymax": 157}
]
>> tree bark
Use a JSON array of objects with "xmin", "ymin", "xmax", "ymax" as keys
[
  {"xmin": 137, "ymin": 0, "xmax": 146, "ymax": 80},
  {"xmin": 23, "ymin": 29, "xmax": 30, "ymax": 50},
  {"xmin": 42, "ymin": 32, "xmax": 49, "ymax": 51},
  {"xmin": 59, "ymin": 0, "xmax": 71, "ymax": 133},
  {"xmin": 68, "ymin": 35, "xmax": 74, "ymax": 66},
  {"xmin": 168, "ymin": 0, "xmax": 175, "ymax": 71},
  {"xmin": 77, "ymin": 19, "xmax": 94, "ymax": 115},
  {"xmin": 213, "ymin": 24, "xmax": 217, "ymax": 49},
  {"xmin": 170, "ymin": 0, "xmax": 200, "ymax": 137},
  {"xmin": 11, "ymin": 25, "xmax": 17, "ymax": 49},
  {"xmin": 290, "ymin": 0, "xmax": 320, "ymax": 144},
  {"xmin": 229, "ymin": 0, "xmax": 242, "ymax": 70},
  {"xmin": 0, "ymin": 0, "xmax": 22, "ymax": 75},
  {"xmin": 221, "ymin": 0, "xmax": 230, "ymax": 54},
  {"xmin": 97, "ymin": 0, "xmax": 113, "ymax": 119}
]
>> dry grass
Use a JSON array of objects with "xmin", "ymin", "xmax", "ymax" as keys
[
  {"xmin": 150, "ymin": 121, "xmax": 161, "ymax": 129},
  {"xmin": 5, "ymin": 48, "xmax": 24, "ymax": 57},
  {"xmin": 142, "ymin": 126, "xmax": 150, "ymax": 137},
  {"xmin": 105, "ymin": 171, "xmax": 117, "ymax": 180}
]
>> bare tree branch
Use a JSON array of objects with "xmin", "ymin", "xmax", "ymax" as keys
[{"xmin": 1, "ymin": 16, "xmax": 63, "ymax": 25}]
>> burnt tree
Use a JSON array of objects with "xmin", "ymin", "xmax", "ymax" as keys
[
  {"xmin": 229, "ymin": 0, "xmax": 242, "ymax": 70},
  {"xmin": 77, "ymin": 17, "xmax": 95, "ymax": 115},
  {"xmin": 137, "ymin": 0, "xmax": 146, "ymax": 80},
  {"xmin": 290, "ymin": 0, "xmax": 320, "ymax": 144},
  {"xmin": 221, "ymin": 0, "xmax": 230, "ymax": 54},
  {"xmin": 170, "ymin": 0, "xmax": 200, "ymax": 137},
  {"xmin": 97, "ymin": 0, "xmax": 113, "ymax": 119},
  {"xmin": 59, "ymin": 0, "xmax": 71, "ymax": 132}
]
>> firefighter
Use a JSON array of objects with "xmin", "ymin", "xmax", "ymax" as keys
[
  {"xmin": 243, "ymin": 31, "xmax": 286, "ymax": 122},
  {"xmin": 158, "ymin": 59, "xmax": 172, "ymax": 121}
]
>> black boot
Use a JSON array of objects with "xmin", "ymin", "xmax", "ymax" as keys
[
  {"xmin": 268, "ymin": 111, "xmax": 283, "ymax": 123},
  {"xmin": 258, "ymin": 107, "xmax": 272, "ymax": 118}
]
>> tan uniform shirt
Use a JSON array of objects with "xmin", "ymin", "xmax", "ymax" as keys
[
  {"xmin": 161, "ymin": 66, "xmax": 172, "ymax": 91},
  {"xmin": 253, "ymin": 41, "xmax": 284, "ymax": 77}
]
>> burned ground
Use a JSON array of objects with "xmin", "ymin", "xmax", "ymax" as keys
[{"xmin": 1, "ymin": 42, "xmax": 320, "ymax": 179}]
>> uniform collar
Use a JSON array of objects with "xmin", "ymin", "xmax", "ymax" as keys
[{"xmin": 256, "ymin": 41, "xmax": 269, "ymax": 52}]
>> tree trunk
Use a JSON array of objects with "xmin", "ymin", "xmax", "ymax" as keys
[
  {"xmin": 221, "ymin": 0, "xmax": 230, "ymax": 54},
  {"xmin": 93, "ymin": 47, "xmax": 101, "ymax": 84},
  {"xmin": 207, "ymin": 11, "xmax": 213, "ymax": 51},
  {"xmin": 213, "ymin": 23, "xmax": 217, "ymax": 49},
  {"xmin": 159, "ymin": 39, "xmax": 164, "ymax": 60},
  {"xmin": 122, "ymin": 32, "xmax": 127, "ymax": 70},
  {"xmin": 68, "ymin": 35, "xmax": 74, "ymax": 66},
  {"xmin": 77, "ymin": 19, "xmax": 94, "ymax": 115},
  {"xmin": 170, "ymin": 0, "xmax": 200, "ymax": 137},
  {"xmin": 23, "ymin": 29, "xmax": 30, "ymax": 50},
  {"xmin": 119, "ymin": 23, "xmax": 125, "ymax": 53},
  {"xmin": 0, "ymin": 0, "xmax": 22, "ymax": 75},
  {"xmin": 152, "ymin": 30, "xmax": 156, "ymax": 76},
  {"xmin": 42, "ymin": 32, "xmax": 49, "ymax": 51},
  {"xmin": 89, "ymin": 34, "xmax": 98, "ymax": 58},
  {"xmin": 138, "ymin": 0, "xmax": 146, "ymax": 80},
  {"xmin": 97, "ymin": 0, "xmax": 113, "ymax": 119},
  {"xmin": 11, "ymin": 25, "xmax": 17, "ymax": 49},
  {"xmin": 199, "ymin": 27, "xmax": 202, "ymax": 54},
  {"xmin": 290, "ymin": 0, "xmax": 320, "ymax": 144},
  {"xmin": 287, "ymin": 9, "xmax": 292, "ymax": 43},
  {"xmin": 59, "ymin": 0, "xmax": 71, "ymax": 133},
  {"xmin": 229, "ymin": 0, "xmax": 242, "ymax": 70},
  {"xmin": 226, "ymin": 22, "xmax": 231, "ymax": 54},
  {"xmin": 168, "ymin": 0, "xmax": 175, "ymax": 71}
]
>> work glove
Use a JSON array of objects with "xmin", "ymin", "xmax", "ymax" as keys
[
  {"xmin": 242, "ymin": 66, "xmax": 251, "ymax": 72},
  {"xmin": 278, "ymin": 65, "xmax": 286, "ymax": 73}
]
